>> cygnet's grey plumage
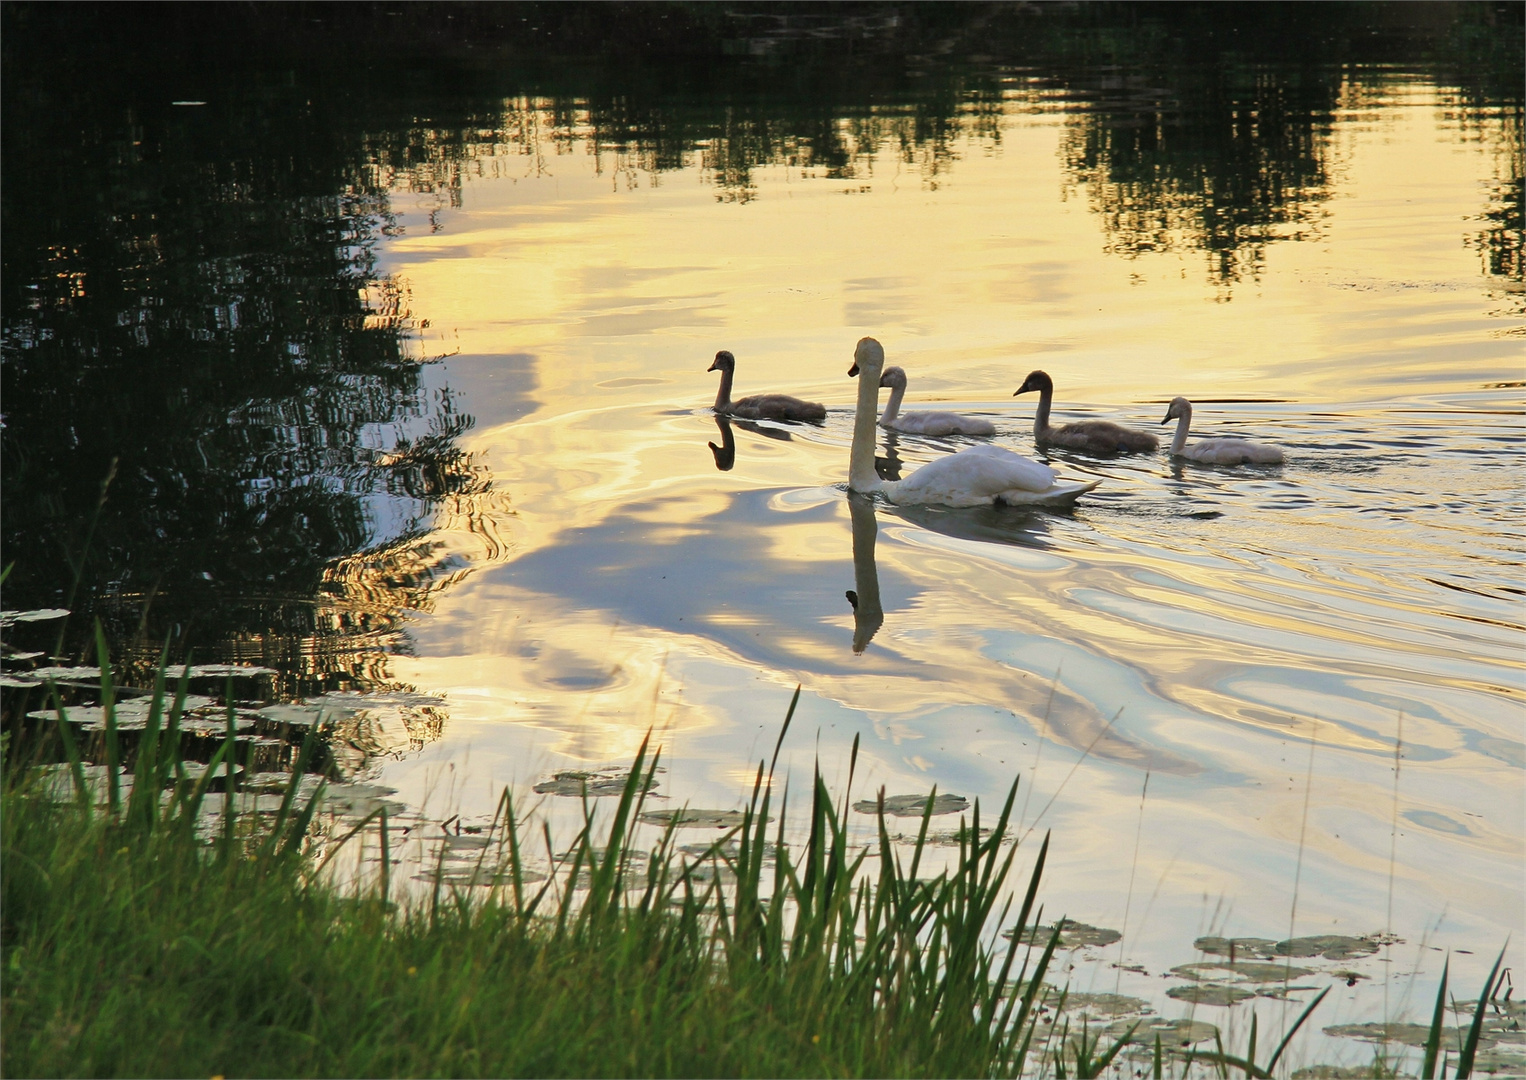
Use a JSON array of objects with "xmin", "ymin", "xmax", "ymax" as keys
[
  {"xmin": 1161, "ymin": 396, "xmax": 1285, "ymax": 465},
  {"xmin": 1014, "ymin": 370, "xmax": 1159, "ymax": 454},
  {"xmin": 708, "ymin": 350, "xmax": 826, "ymax": 422},
  {"xmin": 877, "ymin": 366, "xmax": 997, "ymax": 436}
]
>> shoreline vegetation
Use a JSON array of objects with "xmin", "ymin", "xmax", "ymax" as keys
[{"xmin": 0, "ymin": 663, "xmax": 1509, "ymax": 1078}]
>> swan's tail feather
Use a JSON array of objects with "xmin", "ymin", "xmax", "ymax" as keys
[{"xmin": 997, "ymin": 478, "xmax": 1101, "ymax": 505}]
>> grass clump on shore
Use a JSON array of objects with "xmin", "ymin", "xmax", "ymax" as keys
[{"xmin": 2, "ymin": 677, "xmax": 1067, "ymax": 1078}]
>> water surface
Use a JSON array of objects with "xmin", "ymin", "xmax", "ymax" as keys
[{"xmin": 3, "ymin": 6, "xmax": 1521, "ymax": 1071}]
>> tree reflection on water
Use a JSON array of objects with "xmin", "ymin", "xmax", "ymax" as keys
[{"xmin": 2, "ymin": 2, "xmax": 1518, "ymax": 699}]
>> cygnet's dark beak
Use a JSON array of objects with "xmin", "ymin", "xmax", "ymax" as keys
[
  {"xmin": 848, "ymin": 362, "xmax": 860, "ymax": 377},
  {"xmin": 845, "ymin": 590, "xmax": 859, "ymax": 609},
  {"xmin": 1159, "ymin": 413, "xmax": 1171, "ymax": 425},
  {"xmin": 707, "ymin": 360, "xmax": 720, "ymax": 372}
]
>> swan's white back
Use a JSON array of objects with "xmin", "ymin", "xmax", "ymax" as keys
[{"xmin": 850, "ymin": 339, "xmax": 1099, "ymax": 507}]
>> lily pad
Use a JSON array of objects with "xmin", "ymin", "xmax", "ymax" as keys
[
  {"xmin": 0, "ymin": 608, "xmax": 70, "ymax": 626},
  {"xmin": 638, "ymin": 808, "xmax": 748, "ymax": 829},
  {"xmin": 533, "ymin": 770, "xmax": 657, "ymax": 797},
  {"xmin": 1194, "ymin": 936, "xmax": 1279, "ymax": 959},
  {"xmin": 852, "ymin": 793, "xmax": 970, "ymax": 817},
  {"xmin": 320, "ymin": 782, "xmax": 405, "ymax": 818},
  {"xmin": 1473, "ymin": 1049, "xmax": 1526, "ymax": 1075},
  {"xmin": 1276, "ymin": 935, "xmax": 1381, "ymax": 961},
  {"xmin": 415, "ymin": 865, "xmax": 546, "ymax": 888},
  {"xmin": 255, "ymin": 703, "xmax": 348, "ymax": 727},
  {"xmin": 0, "ymin": 665, "xmax": 102, "ymax": 685},
  {"xmin": 1294, "ymin": 1068, "xmax": 1396, "ymax": 1079},
  {"xmin": 1059, "ymin": 993, "xmax": 1153, "ymax": 1018},
  {"xmin": 168, "ymin": 664, "xmax": 278, "ymax": 677},
  {"xmin": 1008, "ymin": 919, "xmax": 1123, "ymax": 949},
  {"xmin": 1108, "ymin": 1017, "xmax": 1217, "ymax": 1047},
  {"xmin": 1172, "ymin": 961, "xmax": 1313, "ymax": 983},
  {"xmin": 1324, "ymin": 1022, "xmax": 1462, "ymax": 1049},
  {"xmin": 1167, "ymin": 984, "xmax": 1256, "ymax": 1007}
]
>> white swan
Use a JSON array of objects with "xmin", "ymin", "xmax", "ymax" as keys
[
  {"xmin": 1014, "ymin": 370, "xmax": 1159, "ymax": 454},
  {"xmin": 1162, "ymin": 397, "xmax": 1285, "ymax": 465},
  {"xmin": 849, "ymin": 339, "xmax": 1100, "ymax": 507},
  {"xmin": 877, "ymin": 366, "xmax": 997, "ymax": 436},
  {"xmin": 709, "ymin": 350, "xmax": 827, "ymax": 422}
]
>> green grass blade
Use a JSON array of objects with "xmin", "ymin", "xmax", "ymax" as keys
[
  {"xmin": 1457, "ymin": 944, "xmax": 1507, "ymax": 1079},
  {"xmin": 1423, "ymin": 957, "xmax": 1450, "ymax": 1079}
]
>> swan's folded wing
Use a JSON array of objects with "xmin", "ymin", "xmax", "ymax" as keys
[{"xmin": 890, "ymin": 445, "xmax": 1058, "ymax": 505}]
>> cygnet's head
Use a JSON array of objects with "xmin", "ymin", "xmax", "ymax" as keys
[
  {"xmin": 848, "ymin": 336, "xmax": 885, "ymax": 377},
  {"xmin": 1161, "ymin": 396, "xmax": 1192, "ymax": 423},
  {"xmin": 708, "ymin": 350, "xmax": 735, "ymax": 373},
  {"xmin": 1013, "ymin": 370, "xmax": 1053, "ymax": 397},
  {"xmin": 878, "ymin": 365, "xmax": 907, "ymax": 390}
]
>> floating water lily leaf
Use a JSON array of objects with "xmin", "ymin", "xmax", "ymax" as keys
[
  {"xmin": 321, "ymin": 782, "xmax": 405, "ymax": 818},
  {"xmin": 852, "ymin": 793, "xmax": 970, "ymax": 817},
  {"xmin": 1108, "ymin": 1017, "xmax": 1217, "ymax": 1047},
  {"xmin": 1167, "ymin": 984, "xmax": 1255, "ymax": 1006},
  {"xmin": 1323, "ymin": 1022, "xmax": 1467, "ymax": 1049},
  {"xmin": 312, "ymin": 689, "xmax": 445, "ymax": 709},
  {"xmin": 177, "ymin": 762, "xmax": 246, "ymax": 782},
  {"xmin": 255, "ymin": 704, "xmax": 347, "ymax": 727},
  {"xmin": 243, "ymin": 772, "xmax": 324, "ymax": 796},
  {"xmin": 414, "ymin": 866, "xmax": 546, "ymax": 888},
  {"xmin": 1293, "ymin": 1067, "xmax": 1396, "ymax": 1079},
  {"xmin": 439, "ymin": 834, "xmax": 493, "ymax": 852},
  {"xmin": 1172, "ymin": 961, "xmax": 1313, "ymax": 983},
  {"xmin": 1276, "ymin": 934, "xmax": 1380, "ymax": 960},
  {"xmin": 1008, "ymin": 918, "xmax": 1123, "ymax": 949},
  {"xmin": 4, "ymin": 651, "xmax": 44, "ymax": 661},
  {"xmin": 1059, "ymin": 993, "xmax": 1152, "ymax": 1018},
  {"xmin": 29, "ymin": 696, "xmax": 220, "ymax": 730},
  {"xmin": 0, "ymin": 665, "xmax": 102, "ymax": 686},
  {"xmin": 31, "ymin": 763, "xmax": 129, "ymax": 803},
  {"xmin": 533, "ymin": 770, "xmax": 657, "ymax": 797},
  {"xmin": 1473, "ymin": 1049, "xmax": 1526, "ymax": 1075},
  {"xmin": 0, "ymin": 608, "xmax": 69, "ymax": 626},
  {"xmin": 1256, "ymin": 985, "xmax": 1322, "ymax": 1000},
  {"xmin": 168, "ymin": 664, "xmax": 278, "ymax": 677},
  {"xmin": 638, "ymin": 808, "xmax": 748, "ymax": 829},
  {"xmin": 1194, "ymin": 936, "xmax": 1279, "ymax": 959}
]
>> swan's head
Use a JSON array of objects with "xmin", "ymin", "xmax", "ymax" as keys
[
  {"xmin": 1013, "ymin": 370, "xmax": 1052, "ymax": 397},
  {"xmin": 708, "ymin": 350, "xmax": 736, "ymax": 373},
  {"xmin": 878, "ymin": 365, "xmax": 907, "ymax": 390},
  {"xmin": 849, "ymin": 336, "xmax": 885, "ymax": 378},
  {"xmin": 1161, "ymin": 396, "xmax": 1192, "ymax": 424}
]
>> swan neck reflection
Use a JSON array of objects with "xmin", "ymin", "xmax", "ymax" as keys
[
  {"xmin": 708, "ymin": 415, "xmax": 736, "ymax": 471},
  {"xmin": 847, "ymin": 492, "xmax": 884, "ymax": 653}
]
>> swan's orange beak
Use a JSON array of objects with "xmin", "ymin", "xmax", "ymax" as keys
[{"xmin": 848, "ymin": 362, "xmax": 860, "ymax": 377}]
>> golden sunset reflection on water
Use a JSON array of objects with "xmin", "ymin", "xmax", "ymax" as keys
[{"xmin": 367, "ymin": 72, "xmax": 1520, "ymax": 1042}]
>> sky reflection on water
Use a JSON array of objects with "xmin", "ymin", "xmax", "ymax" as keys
[
  {"xmin": 363, "ymin": 62, "xmax": 1523, "ymax": 1034},
  {"xmin": 3, "ymin": 6, "xmax": 1522, "ymax": 1069}
]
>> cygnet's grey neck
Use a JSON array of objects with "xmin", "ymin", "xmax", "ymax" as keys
[
  {"xmin": 1167, "ymin": 400, "xmax": 1193, "ymax": 456},
  {"xmin": 1032, "ymin": 383, "xmax": 1053, "ymax": 434},
  {"xmin": 712, "ymin": 360, "xmax": 735, "ymax": 411}
]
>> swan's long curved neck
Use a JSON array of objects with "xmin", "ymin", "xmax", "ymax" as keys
[
  {"xmin": 879, "ymin": 380, "xmax": 906, "ymax": 424},
  {"xmin": 1031, "ymin": 385, "xmax": 1053, "ymax": 436},
  {"xmin": 713, "ymin": 364, "xmax": 735, "ymax": 411},
  {"xmin": 850, "ymin": 365, "xmax": 887, "ymax": 494},
  {"xmin": 1168, "ymin": 406, "xmax": 1192, "ymax": 455}
]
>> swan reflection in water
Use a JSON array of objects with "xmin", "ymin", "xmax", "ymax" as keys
[
  {"xmin": 706, "ymin": 415, "xmax": 797, "ymax": 473},
  {"xmin": 845, "ymin": 491, "xmax": 885, "ymax": 653},
  {"xmin": 708, "ymin": 415, "xmax": 736, "ymax": 471},
  {"xmin": 847, "ymin": 432, "xmax": 1060, "ymax": 653}
]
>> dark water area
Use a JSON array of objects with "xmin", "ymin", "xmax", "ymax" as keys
[{"xmin": 3, "ymin": 2, "xmax": 1518, "ymax": 683}]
